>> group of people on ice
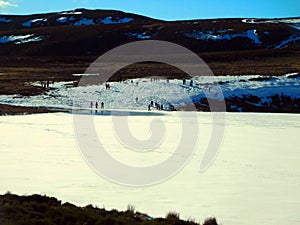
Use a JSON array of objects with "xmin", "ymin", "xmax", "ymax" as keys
[
  {"xmin": 148, "ymin": 101, "xmax": 164, "ymax": 111},
  {"xmin": 105, "ymin": 83, "xmax": 111, "ymax": 90},
  {"xmin": 91, "ymin": 101, "xmax": 104, "ymax": 109},
  {"xmin": 40, "ymin": 80, "xmax": 54, "ymax": 88}
]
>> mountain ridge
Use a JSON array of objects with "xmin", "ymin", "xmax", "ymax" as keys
[
  {"xmin": 0, "ymin": 8, "xmax": 299, "ymax": 57},
  {"xmin": 1, "ymin": 8, "xmax": 299, "ymax": 22}
]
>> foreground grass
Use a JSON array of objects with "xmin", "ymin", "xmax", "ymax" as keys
[{"xmin": 0, "ymin": 193, "xmax": 218, "ymax": 225}]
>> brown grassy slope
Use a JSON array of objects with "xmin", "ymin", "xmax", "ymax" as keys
[{"xmin": 0, "ymin": 48, "xmax": 299, "ymax": 97}]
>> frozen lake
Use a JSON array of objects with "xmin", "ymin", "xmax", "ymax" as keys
[{"xmin": 0, "ymin": 112, "xmax": 299, "ymax": 225}]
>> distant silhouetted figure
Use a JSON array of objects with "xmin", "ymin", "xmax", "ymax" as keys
[
  {"xmin": 101, "ymin": 102, "xmax": 104, "ymax": 109},
  {"xmin": 95, "ymin": 101, "xmax": 98, "ymax": 109},
  {"xmin": 190, "ymin": 80, "xmax": 193, "ymax": 87},
  {"xmin": 135, "ymin": 97, "xmax": 138, "ymax": 103},
  {"xmin": 148, "ymin": 104, "xmax": 151, "ymax": 111},
  {"xmin": 161, "ymin": 104, "xmax": 164, "ymax": 110},
  {"xmin": 150, "ymin": 101, "xmax": 154, "ymax": 107},
  {"xmin": 91, "ymin": 101, "xmax": 93, "ymax": 108}
]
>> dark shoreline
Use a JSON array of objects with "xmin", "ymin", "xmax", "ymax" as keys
[
  {"xmin": 0, "ymin": 104, "xmax": 66, "ymax": 116},
  {"xmin": 0, "ymin": 193, "xmax": 218, "ymax": 225},
  {"xmin": 1, "ymin": 100, "xmax": 300, "ymax": 116}
]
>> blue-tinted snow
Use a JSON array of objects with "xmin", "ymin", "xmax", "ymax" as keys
[
  {"xmin": 98, "ymin": 16, "xmax": 133, "ymax": 24},
  {"xmin": 74, "ymin": 18, "xmax": 95, "ymax": 26},
  {"xmin": 22, "ymin": 18, "xmax": 47, "ymax": 27},
  {"xmin": 126, "ymin": 32, "xmax": 154, "ymax": 39},
  {"xmin": 56, "ymin": 17, "xmax": 68, "ymax": 23},
  {"xmin": 56, "ymin": 16, "xmax": 133, "ymax": 26},
  {"xmin": 0, "ymin": 17, "xmax": 12, "ymax": 23},
  {"xmin": 275, "ymin": 35, "xmax": 300, "ymax": 49},
  {"xmin": 185, "ymin": 29, "xmax": 262, "ymax": 44}
]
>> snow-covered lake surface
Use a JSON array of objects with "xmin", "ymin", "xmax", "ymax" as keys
[{"xmin": 0, "ymin": 112, "xmax": 299, "ymax": 225}]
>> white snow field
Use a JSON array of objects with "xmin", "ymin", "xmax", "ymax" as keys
[
  {"xmin": 0, "ymin": 112, "xmax": 299, "ymax": 225},
  {"xmin": 0, "ymin": 74, "xmax": 299, "ymax": 112}
]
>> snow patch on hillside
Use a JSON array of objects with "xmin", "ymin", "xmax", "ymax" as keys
[
  {"xmin": 0, "ymin": 34, "xmax": 44, "ymax": 44},
  {"xmin": 22, "ymin": 18, "xmax": 47, "ymax": 27},
  {"xmin": 126, "ymin": 32, "xmax": 155, "ymax": 39},
  {"xmin": 275, "ymin": 35, "xmax": 300, "ymax": 48},
  {"xmin": 55, "ymin": 16, "xmax": 133, "ymax": 26},
  {"xmin": 242, "ymin": 18, "xmax": 300, "ymax": 24},
  {"xmin": 185, "ymin": 29, "xmax": 261, "ymax": 44},
  {"xmin": 60, "ymin": 11, "xmax": 82, "ymax": 15},
  {"xmin": 116, "ymin": 17, "xmax": 134, "ymax": 24},
  {"xmin": 74, "ymin": 18, "xmax": 94, "ymax": 26},
  {"xmin": 56, "ymin": 17, "xmax": 68, "ymax": 23},
  {"xmin": 98, "ymin": 16, "xmax": 133, "ymax": 24},
  {"xmin": 0, "ymin": 17, "xmax": 12, "ymax": 23}
]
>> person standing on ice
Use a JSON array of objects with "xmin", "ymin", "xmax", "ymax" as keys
[
  {"xmin": 148, "ymin": 104, "xmax": 151, "ymax": 111},
  {"xmin": 190, "ymin": 80, "xmax": 193, "ymax": 87},
  {"xmin": 95, "ymin": 101, "xmax": 98, "ymax": 109},
  {"xmin": 91, "ymin": 101, "xmax": 93, "ymax": 109},
  {"xmin": 101, "ymin": 102, "xmax": 104, "ymax": 109}
]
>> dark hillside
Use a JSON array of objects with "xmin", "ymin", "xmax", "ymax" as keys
[{"xmin": 0, "ymin": 193, "xmax": 218, "ymax": 225}]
